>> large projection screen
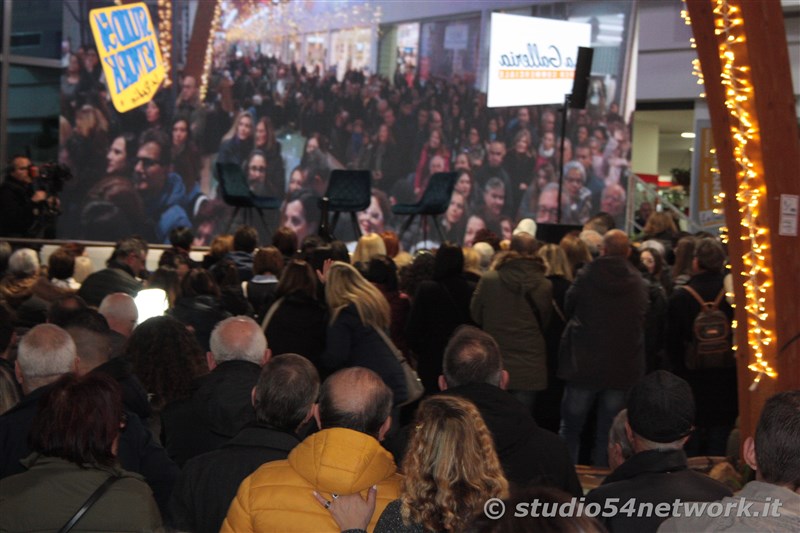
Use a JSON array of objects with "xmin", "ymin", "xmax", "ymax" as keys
[{"xmin": 487, "ymin": 13, "xmax": 591, "ymax": 108}]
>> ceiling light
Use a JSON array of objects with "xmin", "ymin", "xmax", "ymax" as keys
[{"xmin": 681, "ymin": 132, "xmax": 696, "ymax": 139}]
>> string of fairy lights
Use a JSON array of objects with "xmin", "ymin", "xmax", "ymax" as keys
[
  {"xmin": 157, "ymin": 0, "xmax": 172, "ymax": 88},
  {"xmin": 682, "ymin": 0, "xmax": 777, "ymax": 388},
  {"xmin": 200, "ymin": 1, "xmax": 223, "ymax": 102}
]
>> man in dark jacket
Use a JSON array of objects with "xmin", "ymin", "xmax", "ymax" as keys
[
  {"xmin": 222, "ymin": 225, "xmax": 257, "ymax": 282},
  {"xmin": 0, "ymin": 155, "xmax": 48, "ymax": 237},
  {"xmin": 0, "ymin": 323, "xmax": 178, "ymax": 516},
  {"xmin": 471, "ymin": 233, "xmax": 552, "ymax": 413},
  {"xmin": 61, "ymin": 308, "xmax": 150, "ymax": 420},
  {"xmin": 586, "ymin": 370, "xmax": 732, "ymax": 533},
  {"xmin": 559, "ymin": 229, "xmax": 648, "ymax": 466},
  {"xmin": 439, "ymin": 325, "xmax": 581, "ymax": 495},
  {"xmin": 160, "ymin": 316, "xmax": 269, "ymax": 466},
  {"xmin": 666, "ymin": 238, "xmax": 736, "ymax": 456},
  {"xmin": 168, "ymin": 353, "xmax": 319, "ymax": 533},
  {"xmin": 77, "ymin": 237, "xmax": 145, "ymax": 306}
]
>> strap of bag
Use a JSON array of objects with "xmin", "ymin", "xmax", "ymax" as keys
[
  {"xmin": 58, "ymin": 475, "xmax": 120, "ymax": 533},
  {"xmin": 712, "ymin": 288, "xmax": 726, "ymax": 309},
  {"xmin": 551, "ymin": 298, "xmax": 567, "ymax": 324},
  {"xmin": 373, "ymin": 326, "xmax": 403, "ymax": 361},
  {"xmin": 524, "ymin": 291, "xmax": 543, "ymax": 330},
  {"xmin": 679, "ymin": 285, "xmax": 722, "ymax": 310},
  {"xmin": 260, "ymin": 297, "xmax": 285, "ymax": 330}
]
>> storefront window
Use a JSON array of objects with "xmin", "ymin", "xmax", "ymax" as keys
[
  {"xmin": 331, "ymin": 27, "xmax": 371, "ymax": 80},
  {"xmin": 305, "ymin": 33, "xmax": 327, "ymax": 74},
  {"xmin": 419, "ymin": 16, "xmax": 481, "ymax": 83},
  {"xmin": 396, "ymin": 23, "xmax": 419, "ymax": 69}
]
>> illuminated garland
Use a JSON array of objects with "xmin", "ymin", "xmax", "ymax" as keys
[
  {"xmin": 719, "ymin": 1, "xmax": 777, "ymax": 387},
  {"xmin": 158, "ymin": 0, "xmax": 172, "ymax": 88},
  {"xmin": 200, "ymin": 1, "xmax": 223, "ymax": 102},
  {"xmin": 683, "ymin": 1, "xmax": 777, "ymax": 388}
]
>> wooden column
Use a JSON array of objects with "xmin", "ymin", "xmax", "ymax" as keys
[
  {"xmin": 183, "ymin": 0, "xmax": 219, "ymax": 83},
  {"xmin": 685, "ymin": 0, "xmax": 800, "ymax": 444}
]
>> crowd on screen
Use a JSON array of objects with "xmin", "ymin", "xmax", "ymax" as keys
[{"xmin": 57, "ymin": 45, "xmax": 632, "ymax": 246}]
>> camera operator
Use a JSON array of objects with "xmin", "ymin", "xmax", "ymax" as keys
[{"xmin": 0, "ymin": 156, "xmax": 61, "ymax": 238}]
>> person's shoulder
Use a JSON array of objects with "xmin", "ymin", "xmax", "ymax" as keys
[
  {"xmin": 242, "ymin": 457, "xmax": 295, "ymax": 488},
  {"xmin": 683, "ymin": 468, "xmax": 734, "ymax": 495}
]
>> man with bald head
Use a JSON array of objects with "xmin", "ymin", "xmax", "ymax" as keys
[
  {"xmin": 222, "ymin": 367, "xmax": 402, "ymax": 533},
  {"xmin": 171, "ymin": 354, "xmax": 320, "ymax": 533},
  {"xmin": 0, "ymin": 323, "xmax": 179, "ymax": 514},
  {"xmin": 60, "ymin": 308, "xmax": 149, "ymax": 420},
  {"xmin": 99, "ymin": 292, "xmax": 139, "ymax": 337},
  {"xmin": 161, "ymin": 316, "xmax": 270, "ymax": 466},
  {"xmin": 559, "ymin": 229, "xmax": 649, "ymax": 466}
]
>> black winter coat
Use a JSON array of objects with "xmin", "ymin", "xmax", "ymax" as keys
[
  {"xmin": 322, "ymin": 304, "xmax": 408, "ymax": 406},
  {"xmin": 160, "ymin": 359, "xmax": 261, "ymax": 467},
  {"xmin": 169, "ymin": 294, "xmax": 231, "ymax": 352},
  {"xmin": 443, "ymin": 383, "xmax": 582, "ymax": 495},
  {"xmin": 405, "ymin": 276, "xmax": 475, "ymax": 393},
  {"xmin": 168, "ymin": 423, "xmax": 300, "ymax": 533},
  {"xmin": 263, "ymin": 292, "xmax": 328, "ymax": 370},
  {"xmin": 92, "ymin": 356, "xmax": 152, "ymax": 421},
  {"xmin": 559, "ymin": 256, "xmax": 649, "ymax": 390},
  {"xmin": 586, "ymin": 449, "xmax": 732, "ymax": 533}
]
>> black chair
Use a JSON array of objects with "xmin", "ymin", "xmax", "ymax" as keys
[
  {"xmin": 392, "ymin": 172, "xmax": 459, "ymax": 245},
  {"xmin": 322, "ymin": 169, "xmax": 372, "ymax": 240},
  {"xmin": 216, "ymin": 161, "xmax": 282, "ymax": 234}
]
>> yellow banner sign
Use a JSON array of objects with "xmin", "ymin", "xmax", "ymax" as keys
[{"xmin": 89, "ymin": 2, "xmax": 165, "ymax": 113}]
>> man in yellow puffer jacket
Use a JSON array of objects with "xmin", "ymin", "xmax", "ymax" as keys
[{"xmin": 222, "ymin": 367, "xmax": 401, "ymax": 532}]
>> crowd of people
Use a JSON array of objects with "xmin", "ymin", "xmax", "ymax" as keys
[
  {"xmin": 0, "ymin": 30, "xmax": 791, "ymax": 533},
  {"xmin": 53, "ymin": 44, "xmax": 633, "ymax": 246},
  {"xmin": 0, "ymin": 207, "xmax": 797, "ymax": 531}
]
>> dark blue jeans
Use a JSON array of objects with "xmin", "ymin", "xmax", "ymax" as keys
[{"xmin": 559, "ymin": 384, "xmax": 627, "ymax": 467}]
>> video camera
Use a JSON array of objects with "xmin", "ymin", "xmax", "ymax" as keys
[{"xmin": 35, "ymin": 162, "xmax": 73, "ymax": 196}]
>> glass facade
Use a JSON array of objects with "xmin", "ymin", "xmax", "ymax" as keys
[
  {"xmin": 9, "ymin": 0, "xmax": 62, "ymax": 60},
  {"xmin": 6, "ymin": 64, "xmax": 60, "ymax": 162},
  {"xmin": 0, "ymin": 0, "xmax": 62, "ymax": 167}
]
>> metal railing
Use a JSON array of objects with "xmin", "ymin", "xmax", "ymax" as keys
[{"xmin": 625, "ymin": 174, "xmax": 702, "ymax": 236}]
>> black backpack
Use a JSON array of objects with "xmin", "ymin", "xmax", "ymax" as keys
[{"xmin": 680, "ymin": 286, "xmax": 733, "ymax": 370}]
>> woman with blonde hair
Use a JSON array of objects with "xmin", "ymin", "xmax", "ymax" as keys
[
  {"xmin": 538, "ymin": 243, "xmax": 574, "ymax": 282},
  {"xmin": 67, "ymin": 104, "xmax": 110, "ymax": 187},
  {"xmin": 318, "ymin": 395, "xmax": 508, "ymax": 532},
  {"xmin": 352, "ymin": 232, "xmax": 386, "ymax": 272},
  {"xmin": 559, "ymin": 232, "xmax": 592, "ymax": 278},
  {"xmin": 217, "ymin": 111, "xmax": 254, "ymax": 166},
  {"xmin": 321, "ymin": 261, "xmax": 407, "ymax": 406}
]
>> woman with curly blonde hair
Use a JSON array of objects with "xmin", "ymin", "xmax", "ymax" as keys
[
  {"xmin": 318, "ymin": 395, "xmax": 508, "ymax": 532},
  {"xmin": 321, "ymin": 261, "xmax": 407, "ymax": 405}
]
